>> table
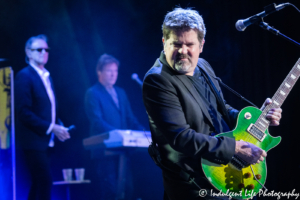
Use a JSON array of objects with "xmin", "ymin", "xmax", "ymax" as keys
[
  {"xmin": 83, "ymin": 130, "xmax": 152, "ymax": 199},
  {"xmin": 53, "ymin": 180, "xmax": 91, "ymax": 200}
]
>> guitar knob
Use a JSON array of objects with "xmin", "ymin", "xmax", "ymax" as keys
[
  {"xmin": 255, "ymin": 174, "xmax": 262, "ymax": 180},
  {"xmin": 247, "ymin": 184, "xmax": 255, "ymax": 190},
  {"xmin": 244, "ymin": 112, "xmax": 252, "ymax": 119},
  {"xmin": 238, "ymin": 183, "xmax": 245, "ymax": 189},
  {"xmin": 244, "ymin": 172, "xmax": 252, "ymax": 178}
]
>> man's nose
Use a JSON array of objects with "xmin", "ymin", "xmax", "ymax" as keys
[
  {"xmin": 41, "ymin": 49, "xmax": 47, "ymax": 54},
  {"xmin": 178, "ymin": 45, "xmax": 187, "ymax": 54}
]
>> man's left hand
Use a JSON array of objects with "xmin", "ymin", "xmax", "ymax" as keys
[{"xmin": 261, "ymin": 98, "xmax": 282, "ymax": 126}]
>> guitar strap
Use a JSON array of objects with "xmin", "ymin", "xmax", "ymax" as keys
[{"xmin": 197, "ymin": 65, "xmax": 233, "ymax": 129}]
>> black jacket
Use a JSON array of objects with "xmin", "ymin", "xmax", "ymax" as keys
[
  {"xmin": 15, "ymin": 65, "xmax": 56, "ymax": 150},
  {"xmin": 143, "ymin": 53, "xmax": 239, "ymax": 174},
  {"xmin": 84, "ymin": 82, "xmax": 144, "ymax": 136}
]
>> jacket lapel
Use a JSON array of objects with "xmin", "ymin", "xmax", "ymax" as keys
[
  {"xmin": 175, "ymin": 74, "xmax": 214, "ymax": 127},
  {"xmin": 28, "ymin": 66, "xmax": 51, "ymax": 104},
  {"xmin": 97, "ymin": 83, "xmax": 120, "ymax": 112},
  {"xmin": 115, "ymin": 87, "xmax": 123, "ymax": 115}
]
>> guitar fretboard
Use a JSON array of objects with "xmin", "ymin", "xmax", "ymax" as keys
[{"xmin": 255, "ymin": 58, "xmax": 300, "ymax": 132}]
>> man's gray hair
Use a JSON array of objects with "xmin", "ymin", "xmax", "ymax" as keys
[
  {"xmin": 162, "ymin": 8, "xmax": 206, "ymax": 43},
  {"xmin": 25, "ymin": 34, "xmax": 48, "ymax": 64}
]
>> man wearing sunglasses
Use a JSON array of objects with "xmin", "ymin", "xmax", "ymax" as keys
[{"xmin": 15, "ymin": 34, "xmax": 70, "ymax": 200}]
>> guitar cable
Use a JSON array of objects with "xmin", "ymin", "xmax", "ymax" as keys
[
  {"xmin": 250, "ymin": 165, "xmax": 268, "ymax": 191},
  {"xmin": 144, "ymin": 130, "xmax": 216, "ymax": 197},
  {"xmin": 213, "ymin": 76, "xmax": 259, "ymax": 108}
]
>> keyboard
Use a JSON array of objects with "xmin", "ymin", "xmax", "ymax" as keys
[{"xmin": 83, "ymin": 129, "xmax": 152, "ymax": 149}]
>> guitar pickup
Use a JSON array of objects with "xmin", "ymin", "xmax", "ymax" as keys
[{"xmin": 247, "ymin": 123, "xmax": 267, "ymax": 142}]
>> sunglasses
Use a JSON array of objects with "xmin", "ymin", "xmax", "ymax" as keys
[{"xmin": 30, "ymin": 48, "xmax": 50, "ymax": 53}]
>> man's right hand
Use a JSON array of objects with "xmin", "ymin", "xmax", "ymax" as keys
[
  {"xmin": 235, "ymin": 140, "xmax": 267, "ymax": 165},
  {"xmin": 52, "ymin": 124, "xmax": 71, "ymax": 142}
]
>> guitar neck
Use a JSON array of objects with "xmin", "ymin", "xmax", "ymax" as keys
[{"xmin": 255, "ymin": 58, "xmax": 300, "ymax": 132}]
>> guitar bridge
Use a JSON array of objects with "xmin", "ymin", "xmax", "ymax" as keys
[{"xmin": 247, "ymin": 123, "xmax": 266, "ymax": 142}]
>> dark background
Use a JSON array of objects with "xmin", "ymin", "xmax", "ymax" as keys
[{"xmin": 1, "ymin": 0, "xmax": 300, "ymax": 199}]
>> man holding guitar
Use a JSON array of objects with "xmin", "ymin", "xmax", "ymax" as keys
[{"xmin": 143, "ymin": 7, "xmax": 282, "ymax": 200}]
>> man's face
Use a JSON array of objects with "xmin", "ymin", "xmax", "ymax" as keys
[
  {"xmin": 163, "ymin": 29, "xmax": 204, "ymax": 76},
  {"xmin": 26, "ymin": 39, "xmax": 49, "ymax": 67},
  {"xmin": 98, "ymin": 63, "xmax": 118, "ymax": 87}
]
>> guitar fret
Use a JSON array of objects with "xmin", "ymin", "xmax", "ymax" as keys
[
  {"xmin": 278, "ymin": 98, "xmax": 284, "ymax": 104},
  {"xmin": 291, "ymin": 70, "xmax": 298, "ymax": 75},
  {"xmin": 291, "ymin": 73, "xmax": 300, "ymax": 79},
  {"xmin": 280, "ymin": 80, "xmax": 293, "ymax": 93},
  {"xmin": 261, "ymin": 118, "xmax": 270, "ymax": 124},
  {"xmin": 273, "ymin": 100, "xmax": 280, "ymax": 106},
  {"xmin": 277, "ymin": 92, "xmax": 286, "ymax": 98},
  {"xmin": 276, "ymin": 98, "xmax": 283, "ymax": 104},
  {"xmin": 294, "ymin": 69, "xmax": 300, "ymax": 75},
  {"xmin": 286, "ymin": 78, "xmax": 295, "ymax": 84},
  {"xmin": 281, "ymin": 87, "xmax": 290, "ymax": 94},
  {"xmin": 259, "ymin": 122, "xmax": 266, "ymax": 127},
  {"xmin": 282, "ymin": 88, "xmax": 290, "ymax": 94},
  {"xmin": 279, "ymin": 90, "xmax": 286, "ymax": 96},
  {"xmin": 284, "ymin": 83, "xmax": 291, "ymax": 88},
  {"xmin": 258, "ymin": 116, "xmax": 268, "ymax": 125},
  {"xmin": 256, "ymin": 124, "xmax": 263, "ymax": 130},
  {"xmin": 284, "ymin": 84, "xmax": 293, "ymax": 91},
  {"xmin": 275, "ymin": 94, "xmax": 285, "ymax": 102},
  {"xmin": 294, "ymin": 67, "xmax": 300, "ymax": 73}
]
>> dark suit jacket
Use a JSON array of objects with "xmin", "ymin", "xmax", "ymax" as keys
[
  {"xmin": 84, "ymin": 82, "xmax": 143, "ymax": 136},
  {"xmin": 15, "ymin": 65, "xmax": 55, "ymax": 151},
  {"xmin": 143, "ymin": 53, "xmax": 239, "ymax": 174}
]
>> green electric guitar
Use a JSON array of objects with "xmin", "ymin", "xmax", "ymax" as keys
[{"xmin": 201, "ymin": 58, "xmax": 300, "ymax": 199}]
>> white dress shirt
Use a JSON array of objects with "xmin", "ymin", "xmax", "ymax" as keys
[{"xmin": 31, "ymin": 64, "xmax": 56, "ymax": 147}]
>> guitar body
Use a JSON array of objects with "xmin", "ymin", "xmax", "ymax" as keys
[{"xmin": 201, "ymin": 106, "xmax": 281, "ymax": 199}]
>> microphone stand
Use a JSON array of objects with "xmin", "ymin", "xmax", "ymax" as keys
[{"xmin": 257, "ymin": 21, "xmax": 300, "ymax": 48}]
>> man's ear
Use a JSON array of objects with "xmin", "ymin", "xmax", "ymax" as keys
[
  {"xmin": 200, "ymin": 39, "xmax": 205, "ymax": 52},
  {"xmin": 25, "ymin": 49, "xmax": 31, "ymax": 59},
  {"xmin": 162, "ymin": 37, "xmax": 166, "ymax": 52}
]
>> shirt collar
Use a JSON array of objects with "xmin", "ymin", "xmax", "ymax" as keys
[
  {"xmin": 159, "ymin": 51, "xmax": 170, "ymax": 68},
  {"xmin": 30, "ymin": 64, "xmax": 50, "ymax": 78}
]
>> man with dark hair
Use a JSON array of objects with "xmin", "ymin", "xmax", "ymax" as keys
[
  {"xmin": 142, "ymin": 8, "xmax": 282, "ymax": 200},
  {"xmin": 15, "ymin": 34, "xmax": 70, "ymax": 200},
  {"xmin": 85, "ymin": 53, "xmax": 144, "ymax": 199},
  {"xmin": 85, "ymin": 53, "xmax": 143, "ymax": 136},
  {"xmin": 96, "ymin": 53, "xmax": 120, "ymax": 72}
]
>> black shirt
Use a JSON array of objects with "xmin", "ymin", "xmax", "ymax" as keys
[{"xmin": 187, "ymin": 71, "xmax": 230, "ymax": 134}]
